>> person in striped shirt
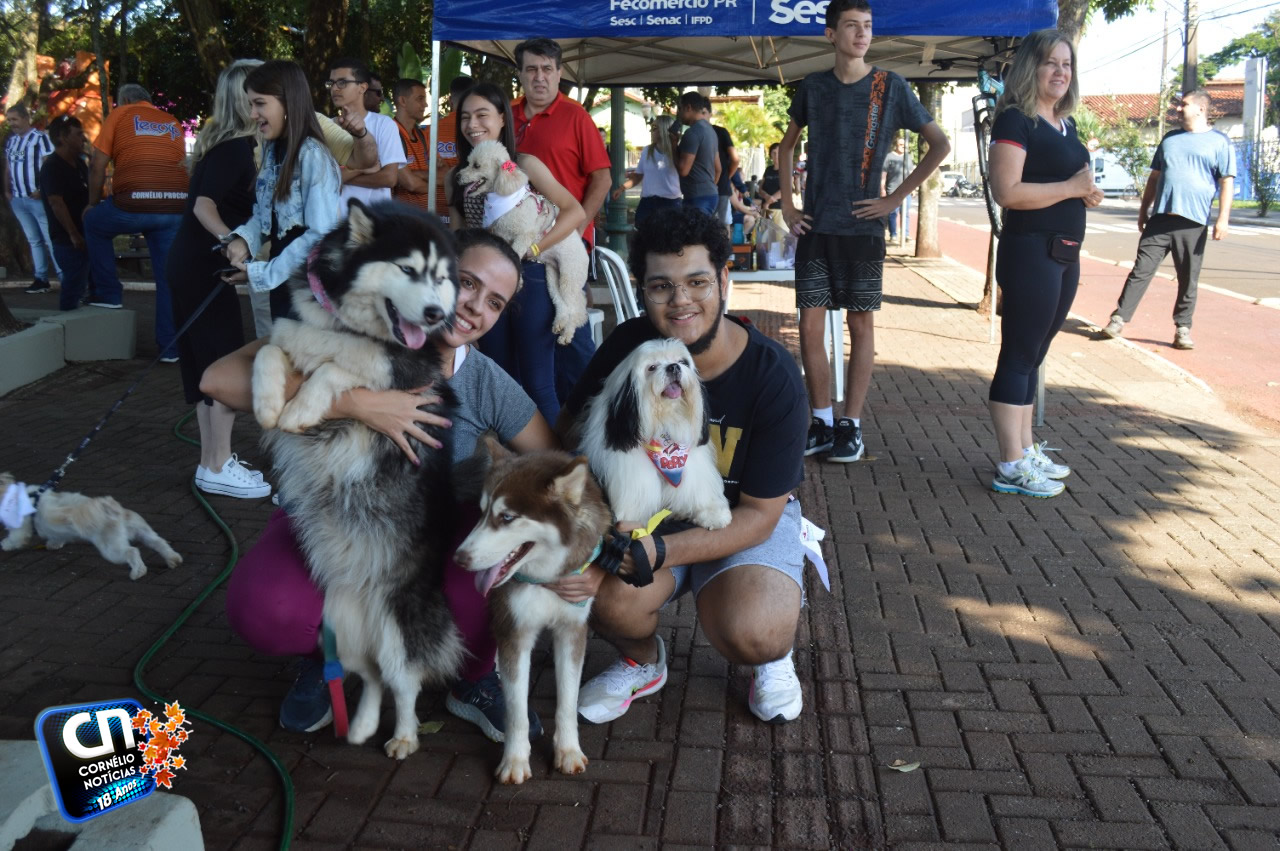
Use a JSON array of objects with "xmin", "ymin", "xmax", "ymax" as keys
[{"xmin": 4, "ymin": 104, "xmax": 62, "ymax": 293}]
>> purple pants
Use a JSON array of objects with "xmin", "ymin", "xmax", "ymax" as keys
[{"xmin": 224, "ymin": 506, "xmax": 496, "ymax": 683}]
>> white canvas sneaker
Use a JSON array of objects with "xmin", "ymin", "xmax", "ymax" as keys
[{"xmin": 196, "ymin": 454, "xmax": 271, "ymax": 499}]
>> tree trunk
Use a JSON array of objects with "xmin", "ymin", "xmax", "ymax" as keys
[
  {"xmin": 89, "ymin": 0, "xmax": 110, "ymax": 116},
  {"xmin": 1057, "ymin": 0, "xmax": 1088, "ymax": 45},
  {"xmin": 0, "ymin": 294, "xmax": 23, "ymax": 336},
  {"xmin": 118, "ymin": 0, "xmax": 129, "ymax": 88},
  {"xmin": 303, "ymin": 0, "xmax": 351, "ymax": 111},
  {"xmin": 3, "ymin": 1, "xmax": 40, "ymax": 111},
  {"xmin": 914, "ymin": 82, "xmax": 944, "ymax": 258},
  {"xmin": 174, "ymin": 0, "xmax": 233, "ymax": 89}
]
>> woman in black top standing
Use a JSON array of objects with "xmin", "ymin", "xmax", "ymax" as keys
[
  {"xmin": 987, "ymin": 29, "xmax": 1103, "ymax": 499},
  {"xmin": 168, "ymin": 58, "xmax": 272, "ymax": 500}
]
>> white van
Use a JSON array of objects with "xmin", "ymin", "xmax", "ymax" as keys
[{"xmin": 1092, "ymin": 150, "xmax": 1141, "ymax": 197}]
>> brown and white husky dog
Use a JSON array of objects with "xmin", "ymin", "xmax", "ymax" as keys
[{"xmin": 454, "ymin": 440, "xmax": 612, "ymax": 784}]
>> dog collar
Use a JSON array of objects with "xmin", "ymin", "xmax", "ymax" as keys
[
  {"xmin": 306, "ymin": 245, "xmax": 335, "ymax": 315},
  {"xmin": 509, "ymin": 536, "xmax": 604, "ymax": 607}
]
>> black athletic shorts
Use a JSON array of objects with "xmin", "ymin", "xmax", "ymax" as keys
[{"xmin": 794, "ymin": 231, "xmax": 885, "ymax": 312}]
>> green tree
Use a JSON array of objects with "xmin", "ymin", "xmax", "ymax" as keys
[
  {"xmin": 1099, "ymin": 98, "xmax": 1153, "ymax": 195},
  {"xmin": 1205, "ymin": 10, "xmax": 1280, "ymax": 128},
  {"xmin": 712, "ymin": 100, "xmax": 774, "ymax": 149}
]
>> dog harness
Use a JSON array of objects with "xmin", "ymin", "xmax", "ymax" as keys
[
  {"xmin": 510, "ymin": 536, "xmax": 604, "ymax": 607},
  {"xmin": 595, "ymin": 509, "xmax": 673, "ymax": 588},
  {"xmin": 481, "ymin": 184, "xmax": 531, "ymax": 228}
]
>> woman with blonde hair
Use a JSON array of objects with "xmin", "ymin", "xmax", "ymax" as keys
[
  {"xmin": 986, "ymin": 29, "xmax": 1103, "ymax": 498},
  {"xmin": 611, "ymin": 114, "xmax": 683, "ymax": 228},
  {"xmin": 167, "ymin": 58, "xmax": 274, "ymax": 499}
]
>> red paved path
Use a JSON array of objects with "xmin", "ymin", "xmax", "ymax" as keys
[{"xmin": 939, "ymin": 219, "xmax": 1280, "ymax": 432}]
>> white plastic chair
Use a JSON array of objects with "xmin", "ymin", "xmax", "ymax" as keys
[{"xmin": 594, "ymin": 246, "xmax": 641, "ymax": 322}]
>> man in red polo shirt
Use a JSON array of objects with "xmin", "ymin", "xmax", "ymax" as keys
[{"xmin": 510, "ymin": 37, "xmax": 612, "ymax": 401}]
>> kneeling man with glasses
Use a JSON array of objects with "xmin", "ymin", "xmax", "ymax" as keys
[{"xmin": 553, "ymin": 206, "xmax": 812, "ymax": 725}]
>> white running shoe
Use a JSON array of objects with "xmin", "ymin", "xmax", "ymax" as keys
[
  {"xmin": 992, "ymin": 458, "xmax": 1064, "ymax": 498},
  {"xmin": 1025, "ymin": 442, "xmax": 1070, "ymax": 480},
  {"xmin": 749, "ymin": 650, "xmax": 803, "ymax": 724},
  {"xmin": 197, "ymin": 454, "xmax": 272, "ymax": 499},
  {"xmin": 578, "ymin": 635, "xmax": 668, "ymax": 724}
]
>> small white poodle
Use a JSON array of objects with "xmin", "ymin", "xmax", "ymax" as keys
[
  {"xmin": 1, "ymin": 474, "xmax": 182, "ymax": 580},
  {"xmin": 456, "ymin": 140, "xmax": 589, "ymax": 344}
]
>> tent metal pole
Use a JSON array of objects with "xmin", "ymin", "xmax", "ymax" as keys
[
  {"xmin": 605, "ymin": 86, "xmax": 630, "ymax": 257},
  {"xmin": 428, "ymin": 43, "xmax": 441, "ymax": 215}
]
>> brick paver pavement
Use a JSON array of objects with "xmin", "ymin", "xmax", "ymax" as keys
[{"xmin": 2, "ymin": 258, "xmax": 1279, "ymax": 849}]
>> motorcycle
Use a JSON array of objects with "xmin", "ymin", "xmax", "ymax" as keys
[{"xmin": 946, "ymin": 177, "xmax": 985, "ymax": 198}]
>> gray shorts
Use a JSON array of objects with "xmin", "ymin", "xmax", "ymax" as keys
[{"xmin": 664, "ymin": 499, "xmax": 806, "ymax": 604}]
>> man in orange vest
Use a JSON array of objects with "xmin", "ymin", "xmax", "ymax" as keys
[{"xmin": 391, "ymin": 78, "xmax": 430, "ymax": 211}]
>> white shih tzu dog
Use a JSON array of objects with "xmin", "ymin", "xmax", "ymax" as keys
[
  {"xmin": 579, "ymin": 338, "xmax": 732, "ymax": 531},
  {"xmin": 456, "ymin": 139, "xmax": 588, "ymax": 344},
  {"xmin": 1, "ymin": 473, "xmax": 182, "ymax": 580}
]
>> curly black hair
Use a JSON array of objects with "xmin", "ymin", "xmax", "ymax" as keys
[{"xmin": 628, "ymin": 206, "xmax": 731, "ymax": 283}]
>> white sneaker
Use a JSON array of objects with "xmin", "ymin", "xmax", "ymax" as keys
[
  {"xmin": 749, "ymin": 650, "xmax": 803, "ymax": 724},
  {"xmin": 578, "ymin": 635, "xmax": 668, "ymax": 724},
  {"xmin": 992, "ymin": 458, "xmax": 1064, "ymax": 498},
  {"xmin": 1025, "ymin": 442, "xmax": 1070, "ymax": 480},
  {"xmin": 196, "ymin": 454, "xmax": 272, "ymax": 499}
]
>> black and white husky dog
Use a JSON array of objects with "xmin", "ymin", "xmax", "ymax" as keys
[{"xmin": 253, "ymin": 200, "xmax": 463, "ymax": 758}]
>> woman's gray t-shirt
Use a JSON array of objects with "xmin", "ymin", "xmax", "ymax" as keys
[{"xmin": 448, "ymin": 347, "xmax": 537, "ymax": 465}]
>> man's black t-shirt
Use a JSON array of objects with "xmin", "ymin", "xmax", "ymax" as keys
[
  {"xmin": 39, "ymin": 154, "xmax": 89, "ymax": 244},
  {"xmin": 992, "ymin": 109, "xmax": 1089, "ymax": 240},
  {"xmin": 563, "ymin": 316, "xmax": 808, "ymax": 507},
  {"xmin": 713, "ymin": 125, "xmax": 735, "ymax": 196}
]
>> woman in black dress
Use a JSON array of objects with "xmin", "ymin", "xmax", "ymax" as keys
[{"xmin": 167, "ymin": 59, "xmax": 272, "ymax": 500}]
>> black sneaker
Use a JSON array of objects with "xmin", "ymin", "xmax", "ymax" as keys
[
  {"xmin": 279, "ymin": 657, "xmax": 333, "ymax": 733},
  {"xmin": 804, "ymin": 417, "xmax": 834, "ymax": 456},
  {"xmin": 828, "ymin": 418, "xmax": 865, "ymax": 463},
  {"xmin": 24, "ymin": 280, "xmax": 51, "ymax": 294},
  {"xmin": 445, "ymin": 670, "xmax": 543, "ymax": 743}
]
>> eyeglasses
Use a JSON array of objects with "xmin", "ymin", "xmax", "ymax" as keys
[
  {"xmin": 324, "ymin": 78, "xmax": 363, "ymax": 91},
  {"xmin": 642, "ymin": 279, "xmax": 716, "ymax": 304}
]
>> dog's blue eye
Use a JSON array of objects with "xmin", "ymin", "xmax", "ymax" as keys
[
  {"xmin": 399, "ymin": 265, "xmax": 416, "ymax": 277},
  {"xmin": 500, "ymin": 512, "xmax": 516, "ymax": 523}
]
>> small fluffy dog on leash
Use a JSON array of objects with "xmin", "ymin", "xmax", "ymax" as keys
[
  {"xmin": 454, "ymin": 441, "xmax": 613, "ymax": 785},
  {"xmin": 578, "ymin": 338, "xmax": 732, "ymax": 531},
  {"xmin": 456, "ymin": 139, "xmax": 588, "ymax": 344},
  {"xmin": 1, "ymin": 474, "xmax": 182, "ymax": 580}
]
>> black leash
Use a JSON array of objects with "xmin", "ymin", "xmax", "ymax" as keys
[{"xmin": 31, "ymin": 275, "xmax": 233, "ymax": 506}]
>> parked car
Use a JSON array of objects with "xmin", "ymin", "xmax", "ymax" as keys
[
  {"xmin": 939, "ymin": 171, "xmax": 964, "ymax": 194},
  {"xmin": 1092, "ymin": 150, "xmax": 1141, "ymax": 197}
]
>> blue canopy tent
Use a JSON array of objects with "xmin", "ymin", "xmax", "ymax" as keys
[{"xmin": 425, "ymin": 0, "xmax": 1057, "ymax": 212}]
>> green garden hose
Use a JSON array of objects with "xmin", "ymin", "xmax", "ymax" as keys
[{"xmin": 130, "ymin": 410, "xmax": 294, "ymax": 850}]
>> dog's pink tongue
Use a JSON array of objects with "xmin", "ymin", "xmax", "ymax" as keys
[
  {"xmin": 663, "ymin": 380, "xmax": 683, "ymax": 399},
  {"xmin": 475, "ymin": 564, "xmax": 504, "ymax": 597},
  {"xmin": 399, "ymin": 317, "xmax": 428, "ymax": 350}
]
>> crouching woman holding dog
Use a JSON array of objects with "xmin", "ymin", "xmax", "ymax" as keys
[
  {"xmin": 202, "ymin": 229, "xmax": 560, "ymax": 739},
  {"xmin": 446, "ymin": 83, "xmax": 586, "ymax": 428}
]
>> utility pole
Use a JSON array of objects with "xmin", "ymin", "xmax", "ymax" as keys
[
  {"xmin": 1158, "ymin": 10, "xmax": 1169, "ymax": 139},
  {"xmin": 1182, "ymin": 0, "xmax": 1198, "ymax": 95}
]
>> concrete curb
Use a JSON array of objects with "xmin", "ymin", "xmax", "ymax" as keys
[{"xmin": 0, "ymin": 740, "xmax": 204, "ymax": 850}]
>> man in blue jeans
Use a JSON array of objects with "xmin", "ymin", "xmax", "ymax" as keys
[
  {"xmin": 83, "ymin": 83, "xmax": 188, "ymax": 360},
  {"xmin": 675, "ymin": 91, "xmax": 720, "ymax": 215},
  {"xmin": 4, "ymin": 104, "xmax": 62, "ymax": 292}
]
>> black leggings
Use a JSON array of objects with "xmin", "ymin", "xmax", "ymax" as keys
[{"xmin": 989, "ymin": 232, "xmax": 1080, "ymax": 406}]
